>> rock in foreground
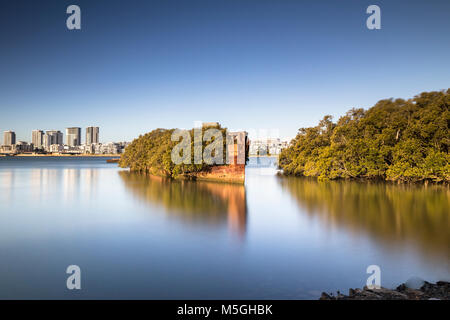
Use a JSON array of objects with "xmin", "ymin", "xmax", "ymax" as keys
[{"xmin": 320, "ymin": 281, "xmax": 449, "ymax": 300}]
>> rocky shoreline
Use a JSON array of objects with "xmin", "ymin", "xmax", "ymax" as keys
[{"xmin": 320, "ymin": 281, "xmax": 449, "ymax": 300}]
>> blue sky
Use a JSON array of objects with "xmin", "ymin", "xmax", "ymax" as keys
[{"xmin": 0, "ymin": 0, "xmax": 449, "ymax": 143}]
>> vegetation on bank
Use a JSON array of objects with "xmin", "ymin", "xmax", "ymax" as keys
[
  {"xmin": 119, "ymin": 125, "xmax": 228, "ymax": 178},
  {"xmin": 279, "ymin": 90, "xmax": 450, "ymax": 183}
]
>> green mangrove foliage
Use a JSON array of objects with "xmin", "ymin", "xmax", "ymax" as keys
[
  {"xmin": 279, "ymin": 90, "xmax": 450, "ymax": 183},
  {"xmin": 119, "ymin": 124, "xmax": 228, "ymax": 178}
]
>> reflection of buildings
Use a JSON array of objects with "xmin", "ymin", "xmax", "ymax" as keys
[
  {"xmin": 83, "ymin": 168, "xmax": 98, "ymax": 200},
  {"xmin": 63, "ymin": 168, "xmax": 81, "ymax": 202},
  {"xmin": 0, "ymin": 170, "xmax": 15, "ymax": 199},
  {"xmin": 119, "ymin": 172, "xmax": 248, "ymax": 238},
  {"xmin": 2, "ymin": 166, "xmax": 99, "ymax": 206},
  {"xmin": 30, "ymin": 169, "xmax": 44, "ymax": 201}
]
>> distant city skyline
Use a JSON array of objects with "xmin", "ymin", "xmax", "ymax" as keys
[
  {"xmin": 1, "ymin": 0, "xmax": 449, "ymax": 142},
  {"xmin": 1, "ymin": 126, "xmax": 131, "ymax": 155},
  {"xmin": 3, "ymin": 127, "xmax": 106, "ymax": 145}
]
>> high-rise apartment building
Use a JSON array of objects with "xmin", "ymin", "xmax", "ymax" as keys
[
  {"xmin": 66, "ymin": 127, "xmax": 81, "ymax": 147},
  {"xmin": 3, "ymin": 131, "xmax": 16, "ymax": 146},
  {"xmin": 43, "ymin": 130, "xmax": 63, "ymax": 151},
  {"xmin": 86, "ymin": 127, "xmax": 99, "ymax": 145},
  {"xmin": 32, "ymin": 130, "xmax": 44, "ymax": 149}
]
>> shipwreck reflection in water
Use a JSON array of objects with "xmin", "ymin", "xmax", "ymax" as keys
[
  {"xmin": 119, "ymin": 171, "xmax": 247, "ymax": 237},
  {"xmin": 279, "ymin": 177, "xmax": 450, "ymax": 264}
]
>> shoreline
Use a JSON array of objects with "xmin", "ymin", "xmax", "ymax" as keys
[
  {"xmin": 1, "ymin": 154, "xmax": 277, "ymax": 158},
  {"xmin": 277, "ymin": 172, "xmax": 450, "ymax": 186},
  {"xmin": 127, "ymin": 164, "xmax": 246, "ymax": 185},
  {"xmin": 320, "ymin": 280, "xmax": 449, "ymax": 300},
  {"xmin": 248, "ymin": 155, "xmax": 278, "ymax": 158},
  {"xmin": 0, "ymin": 153, "xmax": 120, "ymax": 157}
]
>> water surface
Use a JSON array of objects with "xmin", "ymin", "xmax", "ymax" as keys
[{"xmin": 0, "ymin": 156, "xmax": 448, "ymax": 299}]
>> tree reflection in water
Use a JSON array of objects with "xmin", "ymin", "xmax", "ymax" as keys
[
  {"xmin": 278, "ymin": 177, "xmax": 450, "ymax": 264},
  {"xmin": 119, "ymin": 171, "xmax": 247, "ymax": 237}
]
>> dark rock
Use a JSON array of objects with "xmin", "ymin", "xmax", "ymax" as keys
[
  {"xmin": 405, "ymin": 276, "xmax": 425, "ymax": 290},
  {"xmin": 319, "ymin": 292, "xmax": 335, "ymax": 300},
  {"xmin": 319, "ymin": 280, "xmax": 449, "ymax": 300}
]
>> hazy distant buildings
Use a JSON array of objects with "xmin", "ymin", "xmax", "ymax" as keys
[
  {"xmin": 43, "ymin": 134, "xmax": 51, "ymax": 151},
  {"xmin": 86, "ymin": 126, "xmax": 99, "ymax": 144},
  {"xmin": 32, "ymin": 130, "xmax": 44, "ymax": 149},
  {"xmin": 15, "ymin": 141, "xmax": 33, "ymax": 153},
  {"xmin": 94, "ymin": 142, "xmax": 129, "ymax": 154},
  {"xmin": 43, "ymin": 130, "xmax": 63, "ymax": 151},
  {"xmin": 86, "ymin": 127, "xmax": 99, "ymax": 145},
  {"xmin": 1, "ymin": 126, "xmax": 128, "ymax": 155},
  {"xmin": 66, "ymin": 127, "xmax": 81, "ymax": 147},
  {"xmin": 249, "ymin": 138, "xmax": 289, "ymax": 155},
  {"xmin": 49, "ymin": 144, "xmax": 64, "ymax": 153},
  {"xmin": 202, "ymin": 122, "xmax": 220, "ymax": 128},
  {"xmin": 3, "ymin": 131, "xmax": 16, "ymax": 146},
  {"xmin": 0, "ymin": 140, "xmax": 33, "ymax": 154}
]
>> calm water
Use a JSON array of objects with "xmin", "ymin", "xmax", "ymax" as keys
[{"xmin": 0, "ymin": 156, "xmax": 448, "ymax": 299}]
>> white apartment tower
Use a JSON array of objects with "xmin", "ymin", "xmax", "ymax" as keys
[
  {"xmin": 86, "ymin": 127, "xmax": 99, "ymax": 145},
  {"xmin": 32, "ymin": 130, "xmax": 44, "ymax": 149},
  {"xmin": 66, "ymin": 127, "xmax": 81, "ymax": 147},
  {"xmin": 3, "ymin": 131, "xmax": 16, "ymax": 146},
  {"xmin": 43, "ymin": 130, "xmax": 63, "ymax": 151}
]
